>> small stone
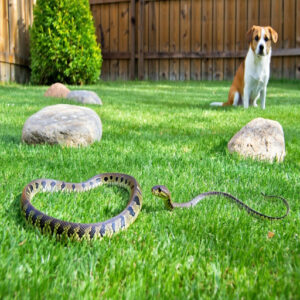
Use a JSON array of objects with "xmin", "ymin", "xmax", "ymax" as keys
[
  {"xmin": 228, "ymin": 118, "xmax": 285, "ymax": 162},
  {"xmin": 22, "ymin": 104, "xmax": 102, "ymax": 147},
  {"xmin": 44, "ymin": 83, "xmax": 70, "ymax": 98},
  {"xmin": 66, "ymin": 90, "xmax": 102, "ymax": 105}
]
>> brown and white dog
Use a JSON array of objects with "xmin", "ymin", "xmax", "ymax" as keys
[{"xmin": 211, "ymin": 26, "xmax": 278, "ymax": 109}]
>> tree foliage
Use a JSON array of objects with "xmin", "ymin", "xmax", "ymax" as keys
[{"xmin": 30, "ymin": 0, "xmax": 102, "ymax": 85}]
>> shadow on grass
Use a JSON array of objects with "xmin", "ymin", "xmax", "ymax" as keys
[
  {"xmin": 141, "ymin": 203, "xmax": 163, "ymax": 213},
  {"xmin": 269, "ymin": 79, "xmax": 300, "ymax": 91},
  {"xmin": 10, "ymin": 193, "xmax": 25, "ymax": 228},
  {"xmin": 207, "ymin": 105, "xmax": 237, "ymax": 111},
  {"xmin": 0, "ymin": 135, "xmax": 21, "ymax": 145},
  {"xmin": 212, "ymin": 140, "xmax": 228, "ymax": 155},
  {"xmin": 10, "ymin": 193, "xmax": 77, "ymax": 245}
]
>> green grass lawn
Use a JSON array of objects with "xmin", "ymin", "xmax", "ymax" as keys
[{"xmin": 0, "ymin": 80, "xmax": 299, "ymax": 299}]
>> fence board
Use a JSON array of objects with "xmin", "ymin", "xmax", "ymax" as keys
[
  {"xmin": 224, "ymin": 0, "xmax": 235, "ymax": 80},
  {"xmin": 91, "ymin": 4, "xmax": 99, "ymax": 41},
  {"xmin": 201, "ymin": 0, "xmax": 213, "ymax": 80},
  {"xmin": 0, "ymin": 0, "xmax": 32, "ymax": 82},
  {"xmin": 213, "ymin": 0, "xmax": 224, "ymax": 80},
  {"xmin": 260, "ymin": 0, "xmax": 271, "ymax": 26},
  {"xmin": 9, "ymin": 0, "xmax": 17, "ymax": 56},
  {"xmin": 169, "ymin": 0, "xmax": 180, "ymax": 80},
  {"xmin": 248, "ymin": 0, "xmax": 259, "ymax": 28},
  {"xmin": 118, "ymin": 2, "xmax": 129, "ymax": 79},
  {"xmin": 143, "ymin": 1, "xmax": 149, "ymax": 79},
  {"xmin": 0, "ymin": 62, "xmax": 10, "ymax": 81},
  {"xmin": 270, "ymin": 0, "xmax": 283, "ymax": 78},
  {"xmin": 99, "ymin": 4, "xmax": 110, "ymax": 80},
  {"xmin": 148, "ymin": 0, "xmax": 159, "ymax": 80},
  {"xmin": 0, "ymin": 0, "xmax": 9, "ymax": 56},
  {"xmin": 138, "ymin": 0, "xmax": 145, "ymax": 79},
  {"xmin": 179, "ymin": 0, "xmax": 191, "ymax": 80},
  {"xmin": 19, "ymin": 0, "xmax": 28, "ymax": 59},
  {"xmin": 191, "ymin": 0, "xmax": 201, "ymax": 80},
  {"xmin": 129, "ymin": 0, "xmax": 135, "ymax": 79},
  {"xmin": 236, "ymin": 0, "xmax": 247, "ymax": 74},
  {"xmin": 109, "ymin": 3, "xmax": 119, "ymax": 79},
  {"xmin": 159, "ymin": 0, "xmax": 169, "ymax": 80},
  {"xmin": 283, "ymin": 0, "xmax": 296, "ymax": 79},
  {"xmin": 297, "ymin": 0, "xmax": 300, "ymax": 79}
]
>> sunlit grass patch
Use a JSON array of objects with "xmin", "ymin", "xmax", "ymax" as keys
[{"xmin": 0, "ymin": 80, "xmax": 299, "ymax": 299}]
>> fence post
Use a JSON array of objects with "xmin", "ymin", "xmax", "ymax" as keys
[
  {"xmin": 138, "ymin": 0, "xmax": 144, "ymax": 80},
  {"xmin": 129, "ymin": 0, "xmax": 136, "ymax": 80}
]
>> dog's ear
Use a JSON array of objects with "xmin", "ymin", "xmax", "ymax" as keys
[
  {"xmin": 246, "ymin": 26, "xmax": 255, "ymax": 44},
  {"xmin": 267, "ymin": 26, "xmax": 278, "ymax": 43}
]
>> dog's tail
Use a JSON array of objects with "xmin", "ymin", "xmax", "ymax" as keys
[
  {"xmin": 210, "ymin": 91, "xmax": 239, "ymax": 107},
  {"xmin": 210, "ymin": 102, "xmax": 224, "ymax": 106}
]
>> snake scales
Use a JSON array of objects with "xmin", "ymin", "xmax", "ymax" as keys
[
  {"xmin": 21, "ymin": 173, "xmax": 142, "ymax": 241},
  {"xmin": 21, "ymin": 174, "xmax": 289, "ymax": 240}
]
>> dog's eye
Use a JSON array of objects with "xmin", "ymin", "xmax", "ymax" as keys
[
  {"xmin": 255, "ymin": 35, "xmax": 259, "ymax": 41},
  {"xmin": 264, "ymin": 36, "xmax": 269, "ymax": 42}
]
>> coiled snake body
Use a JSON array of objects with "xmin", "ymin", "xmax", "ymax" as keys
[
  {"xmin": 21, "ymin": 173, "xmax": 142, "ymax": 241},
  {"xmin": 151, "ymin": 185, "xmax": 289, "ymax": 220}
]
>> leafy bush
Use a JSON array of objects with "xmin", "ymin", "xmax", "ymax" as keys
[{"xmin": 30, "ymin": 0, "xmax": 102, "ymax": 85}]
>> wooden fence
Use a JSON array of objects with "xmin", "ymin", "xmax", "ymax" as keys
[
  {"xmin": 1, "ymin": 0, "xmax": 299, "ymax": 82},
  {"xmin": 91, "ymin": 0, "xmax": 300, "ymax": 80},
  {"xmin": 0, "ymin": 0, "xmax": 35, "ymax": 83}
]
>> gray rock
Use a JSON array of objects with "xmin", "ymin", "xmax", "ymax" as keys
[
  {"xmin": 22, "ymin": 104, "xmax": 102, "ymax": 147},
  {"xmin": 66, "ymin": 90, "xmax": 102, "ymax": 105},
  {"xmin": 44, "ymin": 83, "xmax": 70, "ymax": 98},
  {"xmin": 228, "ymin": 118, "xmax": 285, "ymax": 162}
]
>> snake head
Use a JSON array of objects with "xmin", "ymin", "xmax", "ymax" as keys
[
  {"xmin": 151, "ymin": 185, "xmax": 173, "ymax": 210},
  {"xmin": 151, "ymin": 185, "xmax": 170, "ymax": 199}
]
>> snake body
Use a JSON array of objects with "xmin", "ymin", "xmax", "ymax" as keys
[
  {"xmin": 21, "ymin": 174, "xmax": 289, "ymax": 240},
  {"xmin": 21, "ymin": 173, "xmax": 142, "ymax": 240},
  {"xmin": 151, "ymin": 185, "xmax": 289, "ymax": 220}
]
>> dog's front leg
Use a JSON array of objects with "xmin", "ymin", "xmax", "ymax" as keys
[
  {"xmin": 260, "ymin": 86, "xmax": 267, "ymax": 110},
  {"xmin": 243, "ymin": 85, "xmax": 250, "ymax": 109}
]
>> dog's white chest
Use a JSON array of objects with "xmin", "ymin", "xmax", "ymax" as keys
[
  {"xmin": 244, "ymin": 49, "xmax": 270, "ymax": 97},
  {"xmin": 248, "ymin": 72, "xmax": 267, "ymax": 95}
]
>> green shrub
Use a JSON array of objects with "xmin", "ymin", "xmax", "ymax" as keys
[{"xmin": 30, "ymin": 0, "xmax": 102, "ymax": 85}]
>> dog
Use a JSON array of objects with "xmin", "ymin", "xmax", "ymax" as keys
[{"xmin": 211, "ymin": 25, "xmax": 278, "ymax": 109}]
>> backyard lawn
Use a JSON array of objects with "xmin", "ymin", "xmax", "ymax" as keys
[{"xmin": 0, "ymin": 80, "xmax": 299, "ymax": 299}]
